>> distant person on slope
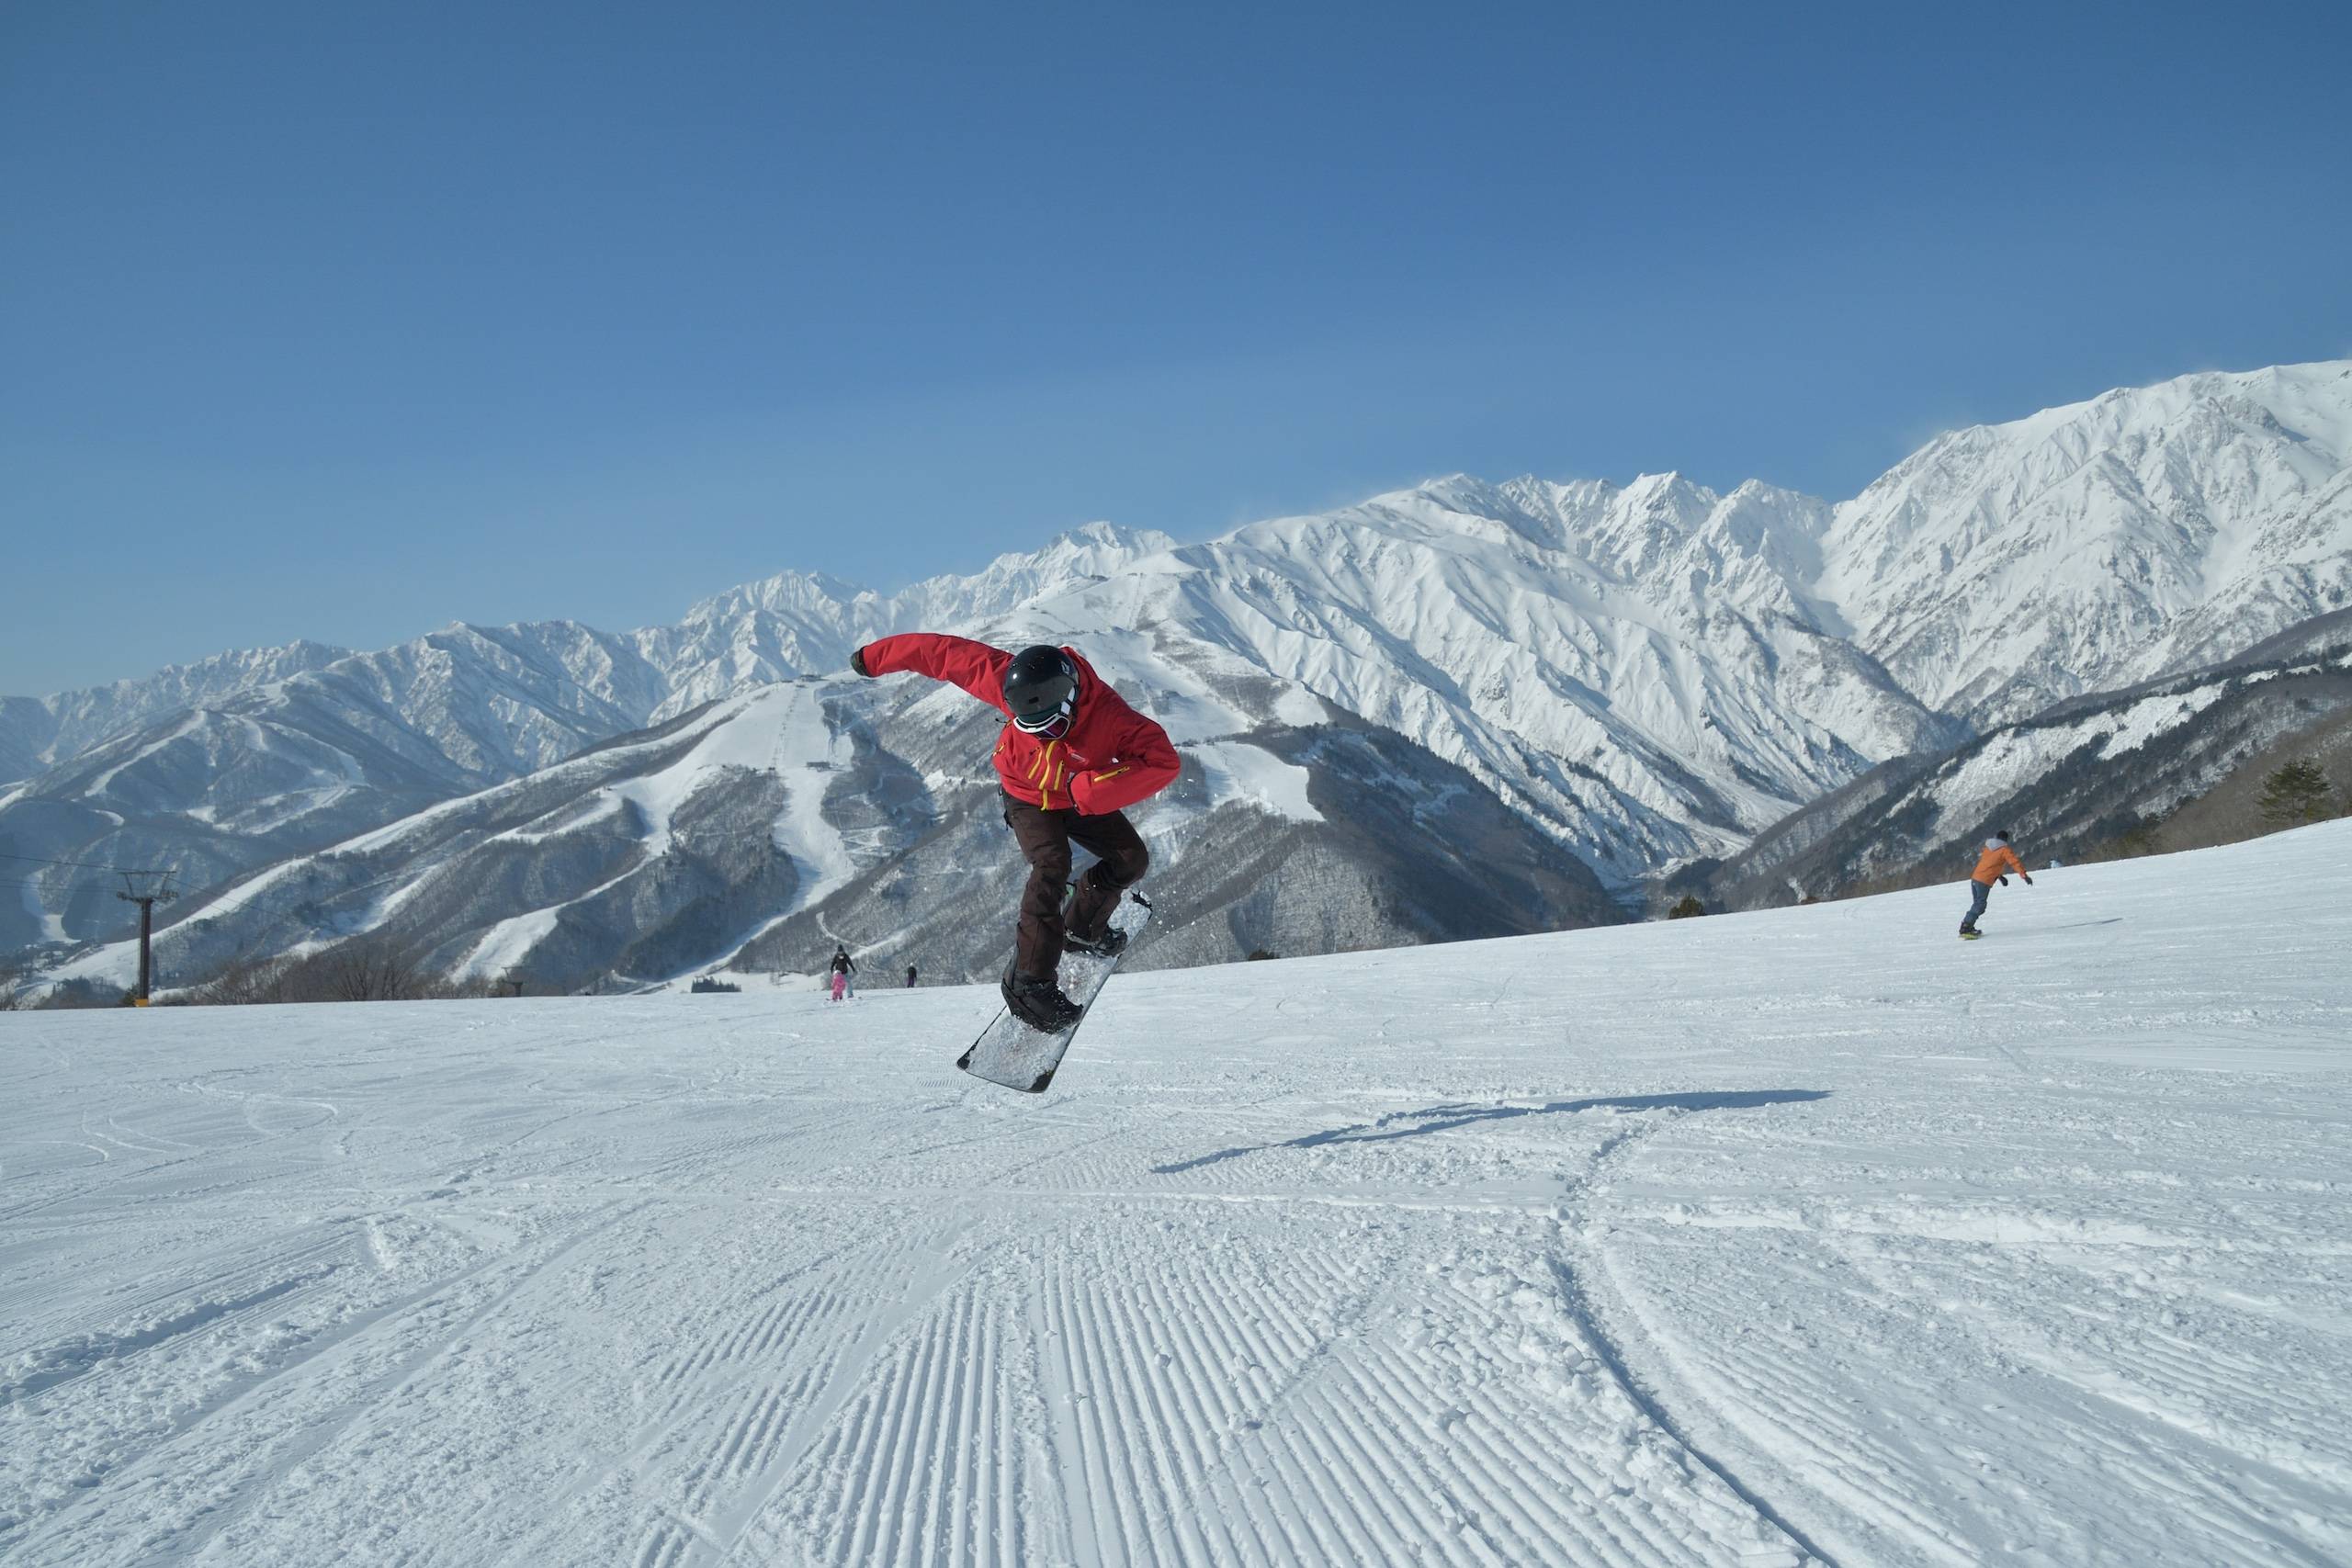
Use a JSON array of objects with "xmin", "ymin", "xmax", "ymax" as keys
[
  {"xmin": 829, "ymin": 946, "xmax": 855, "ymax": 1001},
  {"xmin": 1960, "ymin": 831, "xmax": 2032, "ymax": 938},
  {"xmin": 851, "ymin": 635, "xmax": 1181, "ymax": 1031},
  {"xmin": 906, "ymin": 964, "xmax": 918, "ymax": 988}
]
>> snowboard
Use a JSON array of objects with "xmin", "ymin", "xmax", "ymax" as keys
[
  {"xmin": 958, "ymin": 892, "xmax": 1152, "ymax": 1094},
  {"xmin": 1960, "ymin": 931, "xmax": 1983, "ymax": 940}
]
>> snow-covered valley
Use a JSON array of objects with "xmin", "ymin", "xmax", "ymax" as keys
[{"xmin": 6, "ymin": 821, "xmax": 2347, "ymax": 1566}]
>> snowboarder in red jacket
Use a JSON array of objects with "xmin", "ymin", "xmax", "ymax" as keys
[{"xmin": 852, "ymin": 634, "xmax": 1182, "ymax": 1031}]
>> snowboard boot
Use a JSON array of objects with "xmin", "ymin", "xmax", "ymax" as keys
[
  {"xmin": 1002, "ymin": 969, "xmax": 1084, "ymax": 1032},
  {"xmin": 1062, "ymin": 922, "xmax": 1128, "ymax": 960}
]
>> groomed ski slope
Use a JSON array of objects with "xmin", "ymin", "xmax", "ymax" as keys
[{"xmin": 5, "ymin": 823, "xmax": 2349, "ymax": 1567}]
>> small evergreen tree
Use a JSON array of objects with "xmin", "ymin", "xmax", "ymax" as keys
[
  {"xmin": 34, "ymin": 978, "xmax": 126, "ymax": 1009},
  {"xmin": 1668, "ymin": 894, "xmax": 1707, "ymax": 919},
  {"xmin": 2258, "ymin": 759, "xmax": 2333, "ymax": 828},
  {"xmin": 2109, "ymin": 814, "xmax": 2166, "ymax": 858}
]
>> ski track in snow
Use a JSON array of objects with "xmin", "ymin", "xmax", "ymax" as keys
[{"xmin": 5, "ymin": 823, "xmax": 2351, "ymax": 1565}]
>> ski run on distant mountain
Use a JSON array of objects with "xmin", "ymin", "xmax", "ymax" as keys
[{"xmin": 6, "ymin": 359, "xmax": 2351, "ymax": 991}]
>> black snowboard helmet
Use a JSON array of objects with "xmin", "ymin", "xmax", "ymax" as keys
[{"xmin": 1002, "ymin": 645, "xmax": 1078, "ymax": 735}]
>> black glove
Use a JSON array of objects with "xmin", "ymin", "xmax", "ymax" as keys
[
  {"xmin": 850, "ymin": 647, "xmax": 871, "ymax": 677},
  {"xmin": 1998, "ymin": 875, "xmax": 2009, "ymax": 886}
]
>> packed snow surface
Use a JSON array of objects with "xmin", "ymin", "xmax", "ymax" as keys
[{"xmin": 5, "ymin": 824, "xmax": 2349, "ymax": 1566}]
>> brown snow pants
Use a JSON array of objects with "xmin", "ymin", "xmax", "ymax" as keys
[{"xmin": 1002, "ymin": 793, "xmax": 1149, "ymax": 978}]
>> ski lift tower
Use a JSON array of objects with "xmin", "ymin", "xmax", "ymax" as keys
[{"xmin": 116, "ymin": 867, "xmax": 177, "ymax": 1006}]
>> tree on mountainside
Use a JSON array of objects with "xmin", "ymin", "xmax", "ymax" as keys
[
  {"xmin": 1668, "ymin": 895, "xmax": 1707, "ymax": 919},
  {"xmin": 32, "ymin": 978, "xmax": 125, "ymax": 1009},
  {"xmin": 2257, "ymin": 760, "xmax": 2334, "ymax": 828},
  {"xmin": 184, "ymin": 939, "xmax": 469, "ymax": 1005},
  {"xmin": 2117, "ymin": 808, "xmax": 2164, "ymax": 860}
]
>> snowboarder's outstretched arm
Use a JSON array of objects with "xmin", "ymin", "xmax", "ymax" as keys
[
  {"xmin": 854, "ymin": 632, "xmax": 1180, "ymax": 814},
  {"xmin": 1972, "ymin": 841, "xmax": 2031, "ymax": 885},
  {"xmin": 854, "ymin": 634, "xmax": 1011, "ymax": 714},
  {"xmin": 1069, "ymin": 706, "xmax": 1181, "ymax": 815}
]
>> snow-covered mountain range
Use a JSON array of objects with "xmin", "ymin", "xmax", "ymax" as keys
[
  {"xmin": 0, "ymin": 527, "xmax": 1178, "ymax": 955},
  {"xmin": 1823, "ymin": 362, "xmax": 2352, "ymax": 725},
  {"xmin": 10, "ymin": 359, "xmax": 2351, "ymax": 987},
  {"xmin": 1679, "ymin": 607, "xmax": 2352, "ymax": 911}
]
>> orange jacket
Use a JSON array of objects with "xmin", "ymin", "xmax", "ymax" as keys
[
  {"xmin": 856, "ymin": 633, "xmax": 1182, "ymax": 815},
  {"xmin": 1972, "ymin": 840, "xmax": 2027, "ymax": 885}
]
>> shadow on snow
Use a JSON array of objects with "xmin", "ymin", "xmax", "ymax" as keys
[{"xmin": 1153, "ymin": 1088, "xmax": 1832, "ymax": 1175}]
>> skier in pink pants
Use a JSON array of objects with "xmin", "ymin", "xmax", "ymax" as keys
[{"xmin": 827, "ymin": 946, "xmax": 855, "ymax": 1002}]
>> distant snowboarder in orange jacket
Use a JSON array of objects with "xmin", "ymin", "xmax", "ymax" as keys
[
  {"xmin": 852, "ymin": 634, "xmax": 1182, "ymax": 1029},
  {"xmin": 1960, "ymin": 830, "xmax": 2032, "ymax": 938}
]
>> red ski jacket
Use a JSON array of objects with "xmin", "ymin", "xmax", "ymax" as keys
[{"xmin": 855, "ymin": 633, "xmax": 1182, "ymax": 815}]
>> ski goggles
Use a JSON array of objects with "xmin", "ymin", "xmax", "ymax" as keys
[{"xmin": 1012, "ymin": 697, "xmax": 1074, "ymax": 739}]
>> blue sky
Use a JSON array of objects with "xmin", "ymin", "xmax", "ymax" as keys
[{"xmin": 6, "ymin": 1, "xmax": 2349, "ymax": 694}]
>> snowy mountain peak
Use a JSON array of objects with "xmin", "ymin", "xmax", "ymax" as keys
[
  {"xmin": 1620, "ymin": 468, "xmax": 1708, "ymax": 504},
  {"xmin": 1396, "ymin": 472, "xmax": 1514, "ymax": 513},
  {"xmin": 1361, "ymin": 471, "xmax": 1770, "ymax": 571},
  {"xmin": 0, "ymin": 638, "xmax": 355, "ymax": 786},
  {"xmin": 677, "ymin": 571, "xmax": 876, "ymax": 628},
  {"xmin": 1059, "ymin": 518, "xmax": 1172, "ymax": 553},
  {"xmin": 981, "ymin": 520, "xmax": 1179, "ymax": 582},
  {"xmin": 639, "ymin": 521, "xmax": 1182, "ymax": 721},
  {"xmin": 1821, "ymin": 357, "xmax": 2352, "ymax": 723}
]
